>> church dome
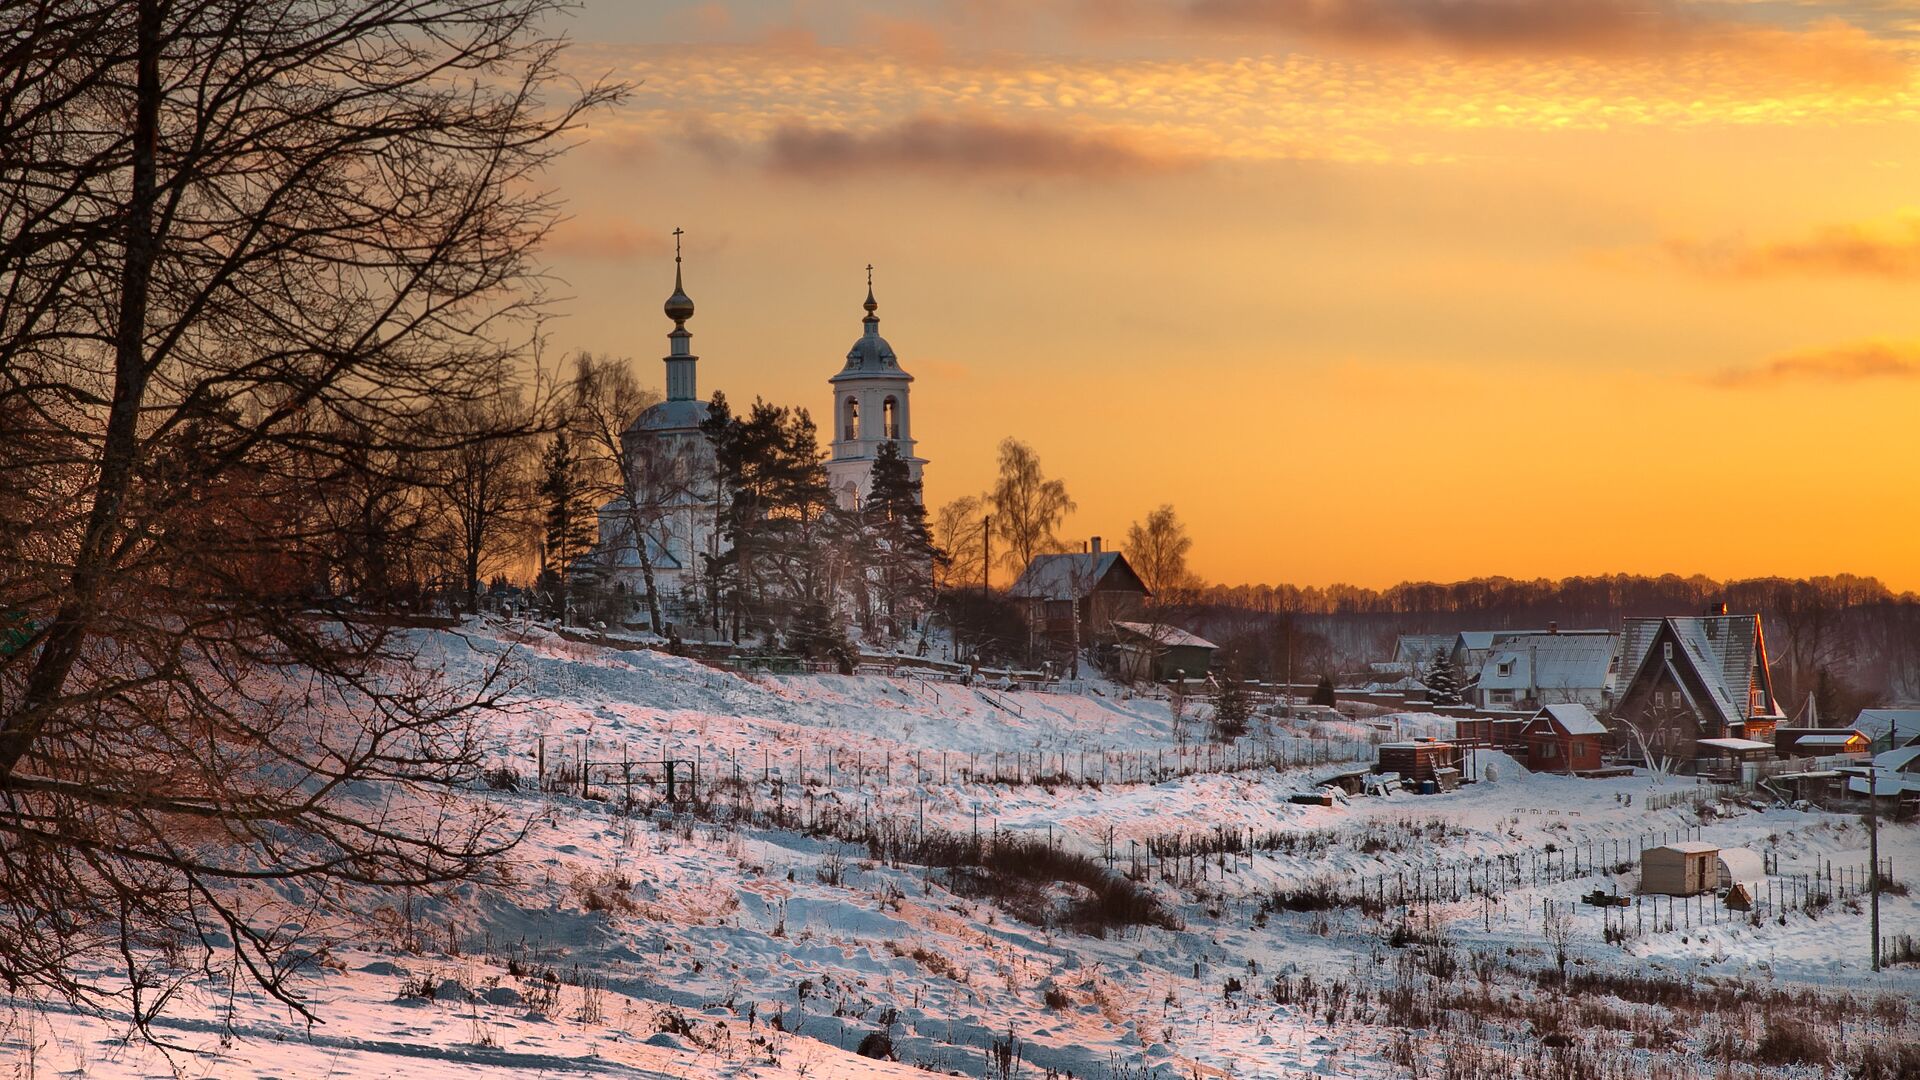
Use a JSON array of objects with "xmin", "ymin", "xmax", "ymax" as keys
[
  {"xmin": 831, "ymin": 276, "xmax": 911, "ymax": 382},
  {"xmin": 664, "ymin": 277, "xmax": 694, "ymax": 324},
  {"xmin": 624, "ymin": 397, "xmax": 711, "ymax": 437}
]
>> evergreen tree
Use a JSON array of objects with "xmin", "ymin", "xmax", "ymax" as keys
[
  {"xmin": 1311, "ymin": 675, "xmax": 1337, "ymax": 707},
  {"xmin": 538, "ymin": 430, "xmax": 597, "ymax": 617},
  {"xmin": 1212, "ymin": 671, "xmax": 1251, "ymax": 741},
  {"xmin": 703, "ymin": 394, "xmax": 843, "ymax": 642},
  {"xmin": 861, "ymin": 440, "xmax": 941, "ymax": 641},
  {"xmin": 1422, "ymin": 649, "xmax": 1463, "ymax": 706}
]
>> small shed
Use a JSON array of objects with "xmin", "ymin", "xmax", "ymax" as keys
[
  {"xmin": 1641, "ymin": 841, "xmax": 1721, "ymax": 896},
  {"xmin": 1377, "ymin": 739, "xmax": 1463, "ymax": 783},
  {"xmin": 1520, "ymin": 703, "xmax": 1607, "ymax": 773}
]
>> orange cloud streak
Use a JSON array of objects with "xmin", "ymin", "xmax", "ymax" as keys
[{"xmin": 1711, "ymin": 340, "xmax": 1920, "ymax": 387}]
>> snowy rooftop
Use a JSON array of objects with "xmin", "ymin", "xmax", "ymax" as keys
[
  {"xmin": 1654, "ymin": 841, "xmax": 1721, "ymax": 854},
  {"xmin": 1007, "ymin": 551, "xmax": 1145, "ymax": 601},
  {"xmin": 1874, "ymin": 745, "xmax": 1920, "ymax": 772},
  {"xmin": 1113, "ymin": 621, "xmax": 1217, "ymax": 649},
  {"xmin": 1704, "ymin": 730, "xmax": 1774, "ymax": 749},
  {"xmin": 1854, "ymin": 708, "xmax": 1920, "ymax": 741},
  {"xmin": 1793, "ymin": 732, "xmax": 1865, "ymax": 747},
  {"xmin": 1533, "ymin": 702, "xmax": 1607, "ymax": 735}
]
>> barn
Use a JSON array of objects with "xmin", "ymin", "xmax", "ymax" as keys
[{"xmin": 1641, "ymin": 841, "xmax": 1721, "ymax": 896}]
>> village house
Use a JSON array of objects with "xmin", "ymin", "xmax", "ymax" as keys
[
  {"xmin": 1774, "ymin": 727, "xmax": 1872, "ymax": 758},
  {"xmin": 1609, "ymin": 608, "xmax": 1785, "ymax": 774},
  {"xmin": 1112, "ymin": 621, "xmax": 1217, "ymax": 683},
  {"xmin": 1854, "ymin": 708, "xmax": 1920, "ymax": 751},
  {"xmin": 1472, "ymin": 628, "xmax": 1618, "ymax": 711},
  {"xmin": 1007, "ymin": 539, "xmax": 1150, "ymax": 646},
  {"xmin": 1519, "ymin": 702, "xmax": 1608, "ymax": 773}
]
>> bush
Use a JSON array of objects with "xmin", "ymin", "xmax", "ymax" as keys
[
  {"xmin": 1754, "ymin": 1018, "xmax": 1831, "ymax": 1067},
  {"xmin": 855, "ymin": 1031, "xmax": 895, "ymax": 1060},
  {"xmin": 1043, "ymin": 986, "xmax": 1071, "ymax": 1010}
]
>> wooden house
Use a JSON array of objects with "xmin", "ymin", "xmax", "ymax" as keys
[
  {"xmin": 1112, "ymin": 621, "xmax": 1217, "ymax": 682},
  {"xmin": 1520, "ymin": 703, "xmax": 1607, "ymax": 773},
  {"xmin": 1472, "ymin": 629, "xmax": 1618, "ymax": 711},
  {"xmin": 1007, "ymin": 539, "xmax": 1149, "ymax": 645},
  {"xmin": 1641, "ymin": 842, "xmax": 1720, "ymax": 896},
  {"xmin": 1610, "ymin": 609, "xmax": 1785, "ymax": 773}
]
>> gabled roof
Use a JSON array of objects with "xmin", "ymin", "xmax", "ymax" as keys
[
  {"xmin": 1792, "ymin": 732, "xmax": 1866, "ymax": 747},
  {"xmin": 1854, "ymin": 708, "xmax": 1920, "ymax": 742},
  {"xmin": 1619, "ymin": 614, "xmax": 1780, "ymax": 730},
  {"xmin": 1113, "ymin": 621, "xmax": 1216, "ymax": 649},
  {"xmin": 1874, "ymin": 745, "xmax": 1920, "ymax": 773},
  {"xmin": 1007, "ymin": 551, "xmax": 1149, "ymax": 602},
  {"xmin": 1530, "ymin": 702, "xmax": 1607, "ymax": 736},
  {"xmin": 1478, "ymin": 632, "xmax": 1617, "ymax": 693},
  {"xmin": 1392, "ymin": 633, "xmax": 1456, "ymax": 665}
]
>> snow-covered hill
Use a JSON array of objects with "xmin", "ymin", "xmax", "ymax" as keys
[{"xmin": 8, "ymin": 622, "xmax": 1918, "ymax": 1079}]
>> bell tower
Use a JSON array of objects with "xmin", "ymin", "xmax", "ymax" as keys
[{"xmin": 826, "ymin": 266, "xmax": 923, "ymax": 509}]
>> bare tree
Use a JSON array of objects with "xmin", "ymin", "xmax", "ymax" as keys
[
  {"xmin": 1124, "ymin": 504, "xmax": 1197, "ymax": 602},
  {"xmin": 933, "ymin": 494, "xmax": 988, "ymax": 591},
  {"xmin": 987, "ymin": 438, "xmax": 1074, "ymax": 575},
  {"xmin": 571, "ymin": 354, "xmax": 694, "ymax": 633},
  {"xmin": 0, "ymin": 0, "xmax": 618, "ymax": 1028},
  {"xmin": 429, "ymin": 392, "xmax": 542, "ymax": 612}
]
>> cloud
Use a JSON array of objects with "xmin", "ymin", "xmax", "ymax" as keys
[
  {"xmin": 764, "ymin": 113, "xmax": 1200, "ymax": 178},
  {"xmin": 1663, "ymin": 212, "xmax": 1920, "ymax": 279},
  {"xmin": 1710, "ymin": 340, "xmax": 1920, "ymax": 386},
  {"xmin": 544, "ymin": 218, "xmax": 672, "ymax": 261},
  {"xmin": 1177, "ymin": 0, "xmax": 1696, "ymax": 53}
]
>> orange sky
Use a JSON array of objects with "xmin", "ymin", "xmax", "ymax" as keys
[{"xmin": 530, "ymin": 1, "xmax": 1920, "ymax": 591}]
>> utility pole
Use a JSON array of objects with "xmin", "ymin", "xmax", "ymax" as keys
[{"xmin": 1869, "ymin": 776, "xmax": 1882, "ymax": 972}]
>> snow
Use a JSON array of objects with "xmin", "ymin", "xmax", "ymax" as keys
[{"xmin": 8, "ymin": 622, "xmax": 1919, "ymax": 1079}]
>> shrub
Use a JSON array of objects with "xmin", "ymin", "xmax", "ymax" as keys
[
  {"xmin": 1753, "ymin": 1018, "xmax": 1831, "ymax": 1067},
  {"xmin": 1043, "ymin": 986, "xmax": 1071, "ymax": 1010},
  {"xmin": 856, "ymin": 1031, "xmax": 895, "ymax": 1060}
]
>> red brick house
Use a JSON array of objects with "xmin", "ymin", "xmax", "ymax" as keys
[{"xmin": 1521, "ymin": 703, "xmax": 1607, "ymax": 773}]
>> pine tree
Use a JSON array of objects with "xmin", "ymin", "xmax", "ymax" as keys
[
  {"xmin": 538, "ymin": 430, "xmax": 597, "ymax": 617},
  {"xmin": 1213, "ymin": 672, "xmax": 1251, "ymax": 741},
  {"xmin": 861, "ymin": 441, "xmax": 940, "ymax": 641},
  {"xmin": 1423, "ymin": 649, "xmax": 1463, "ymax": 706},
  {"xmin": 1311, "ymin": 675, "xmax": 1337, "ymax": 707}
]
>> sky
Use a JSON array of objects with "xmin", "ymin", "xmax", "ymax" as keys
[{"xmin": 530, "ymin": 0, "xmax": 1920, "ymax": 592}]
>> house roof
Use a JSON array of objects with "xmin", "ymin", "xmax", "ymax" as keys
[
  {"xmin": 1392, "ymin": 633, "xmax": 1457, "ymax": 665},
  {"xmin": 1793, "ymin": 732, "xmax": 1866, "ymax": 747},
  {"xmin": 1531, "ymin": 702, "xmax": 1607, "ymax": 736},
  {"xmin": 1478, "ymin": 632, "xmax": 1617, "ymax": 693},
  {"xmin": 1619, "ymin": 615, "xmax": 1780, "ymax": 731},
  {"xmin": 1007, "ymin": 552, "xmax": 1148, "ymax": 601},
  {"xmin": 1113, "ymin": 621, "xmax": 1217, "ymax": 650},
  {"xmin": 1697, "ymin": 737, "xmax": 1774, "ymax": 752},
  {"xmin": 1874, "ymin": 745, "xmax": 1920, "ymax": 772},
  {"xmin": 1849, "ymin": 772, "xmax": 1920, "ymax": 796},
  {"xmin": 1652, "ymin": 841, "xmax": 1720, "ymax": 854},
  {"xmin": 1854, "ymin": 708, "xmax": 1920, "ymax": 742}
]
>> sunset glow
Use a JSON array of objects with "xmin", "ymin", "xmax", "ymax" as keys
[{"xmin": 540, "ymin": 1, "xmax": 1920, "ymax": 590}]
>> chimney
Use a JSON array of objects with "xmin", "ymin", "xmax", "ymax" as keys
[
  {"xmin": 1090, "ymin": 536, "xmax": 1102, "ymax": 555},
  {"xmin": 1548, "ymin": 621, "xmax": 1558, "ymax": 635},
  {"xmin": 1706, "ymin": 601, "xmax": 1728, "ymax": 616}
]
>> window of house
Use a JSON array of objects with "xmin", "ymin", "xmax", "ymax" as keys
[
  {"xmin": 1497, "ymin": 660, "xmax": 1514, "ymax": 678},
  {"xmin": 1663, "ymin": 642, "xmax": 1673, "ymax": 660},
  {"xmin": 844, "ymin": 398, "xmax": 859, "ymax": 441},
  {"xmin": 883, "ymin": 396, "xmax": 899, "ymax": 440},
  {"xmin": 1541, "ymin": 743, "xmax": 1558, "ymax": 758},
  {"xmin": 1491, "ymin": 690, "xmax": 1514, "ymax": 704}
]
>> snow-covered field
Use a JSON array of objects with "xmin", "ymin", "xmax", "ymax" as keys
[{"xmin": 7, "ymin": 622, "xmax": 1918, "ymax": 1079}]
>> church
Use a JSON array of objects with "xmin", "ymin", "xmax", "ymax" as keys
[{"xmin": 591, "ymin": 235, "xmax": 927, "ymax": 623}]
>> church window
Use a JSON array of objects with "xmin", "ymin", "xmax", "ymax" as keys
[
  {"xmin": 883, "ymin": 397, "xmax": 899, "ymax": 440},
  {"xmin": 844, "ymin": 397, "xmax": 859, "ymax": 441}
]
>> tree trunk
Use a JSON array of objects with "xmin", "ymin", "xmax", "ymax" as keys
[{"xmin": 0, "ymin": 0, "xmax": 160, "ymax": 781}]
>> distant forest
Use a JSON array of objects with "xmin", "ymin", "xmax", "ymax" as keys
[{"xmin": 1181, "ymin": 574, "xmax": 1920, "ymax": 712}]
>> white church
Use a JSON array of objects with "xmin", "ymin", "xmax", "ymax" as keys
[{"xmin": 591, "ymin": 235, "xmax": 926, "ymax": 620}]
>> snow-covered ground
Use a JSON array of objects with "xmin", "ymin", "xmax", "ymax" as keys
[{"xmin": 7, "ymin": 622, "xmax": 1918, "ymax": 1078}]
